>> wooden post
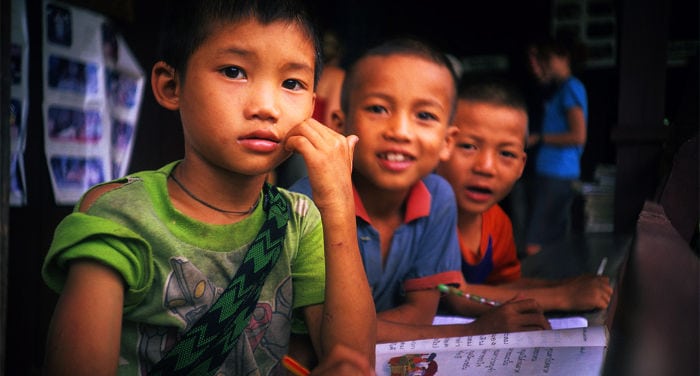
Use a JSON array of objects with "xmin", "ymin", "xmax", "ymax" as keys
[{"xmin": 613, "ymin": 0, "xmax": 670, "ymax": 233}]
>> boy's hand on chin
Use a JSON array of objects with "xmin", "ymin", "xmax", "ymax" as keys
[{"xmin": 284, "ymin": 118, "xmax": 358, "ymax": 209}]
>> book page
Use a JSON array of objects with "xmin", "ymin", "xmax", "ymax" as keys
[
  {"xmin": 432, "ymin": 315, "xmax": 589, "ymax": 330},
  {"xmin": 376, "ymin": 326, "xmax": 608, "ymax": 376}
]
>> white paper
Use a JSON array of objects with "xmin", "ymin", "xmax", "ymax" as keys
[
  {"xmin": 42, "ymin": 0, "xmax": 144, "ymax": 205},
  {"xmin": 376, "ymin": 326, "xmax": 608, "ymax": 376},
  {"xmin": 432, "ymin": 315, "xmax": 589, "ymax": 330}
]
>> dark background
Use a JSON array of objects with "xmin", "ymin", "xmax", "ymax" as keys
[{"xmin": 4, "ymin": 0, "xmax": 698, "ymax": 374}]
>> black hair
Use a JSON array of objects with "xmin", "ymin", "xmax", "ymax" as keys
[
  {"xmin": 529, "ymin": 34, "xmax": 588, "ymax": 73},
  {"xmin": 457, "ymin": 74, "xmax": 530, "ymax": 147},
  {"xmin": 457, "ymin": 74, "xmax": 528, "ymax": 112},
  {"xmin": 339, "ymin": 37, "xmax": 459, "ymax": 123},
  {"xmin": 157, "ymin": 0, "xmax": 323, "ymax": 86}
]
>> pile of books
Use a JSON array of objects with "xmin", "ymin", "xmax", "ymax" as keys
[{"xmin": 581, "ymin": 165, "xmax": 616, "ymax": 233}]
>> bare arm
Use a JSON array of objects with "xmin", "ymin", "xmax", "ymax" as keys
[
  {"xmin": 286, "ymin": 118, "xmax": 376, "ymax": 364},
  {"xmin": 378, "ymin": 289, "xmax": 439, "ymax": 326},
  {"xmin": 377, "ymin": 297, "xmax": 550, "ymax": 343},
  {"xmin": 43, "ymin": 260, "xmax": 125, "ymax": 376},
  {"xmin": 447, "ymin": 275, "xmax": 612, "ymax": 313},
  {"xmin": 375, "ymin": 289, "xmax": 442, "ymax": 343},
  {"xmin": 310, "ymin": 344, "xmax": 375, "ymax": 376},
  {"xmin": 504, "ymin": 275, "xmax": 612, "ymax": 311},
  {"xmin": 376, "ymin": 289, "xmax": 550, "ymax": 343}
]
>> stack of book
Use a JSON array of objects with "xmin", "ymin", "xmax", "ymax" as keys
[{"xmin": 581, "ymin": 165, "xmax": 616, "ymax": 233}]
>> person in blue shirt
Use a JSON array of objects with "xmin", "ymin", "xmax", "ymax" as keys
[{"xmin": 525, "ymin": 36, "xmax": 588, "ymax": 256}]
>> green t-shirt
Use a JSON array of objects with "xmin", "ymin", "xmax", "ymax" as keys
[{"xmin": 42, "ymin": 162, "xmax": 326, "ymax": 375}]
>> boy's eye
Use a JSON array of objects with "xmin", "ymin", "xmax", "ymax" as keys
[
  {"xmin": 365, "ymin": 105, "xmax": 387, "ymax": 114},
  {"xmin": 500, "ymin": 150, "xmax": 517, "ymax": 158},
  {"xmin": 417, "ymin": 111, "xmax": 438, "ymax": 121},
  {"xmin": 282, "ymin": 79, "xmax": 306, "ymax": 91},
  {"xmin": 457, "ymin": 143, "xmax": 476, "ymax": 151},
  {"xmin": 220, "ymin": 66, "xmax": 245, "ymax": 79}
]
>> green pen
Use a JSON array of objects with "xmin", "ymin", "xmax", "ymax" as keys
[{"xmin": 437, "ymin": 283, "xmax": 501, "ymax": 307}]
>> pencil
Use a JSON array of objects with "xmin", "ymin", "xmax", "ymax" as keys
[
  {"xmin": 282, "ymin": 355, "xmax": 310, "ymax": 376},
  {"xmin": 596, "ymin": 257, "xmax": 608, "ymax": 276},
  {"xmin": 437, "ymin": 284, "xmax": 501, "ymax": 307}
]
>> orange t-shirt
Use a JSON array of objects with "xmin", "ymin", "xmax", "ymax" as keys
[{"xmin": 459, "ymin": 204, "xmax": 521, "ymax": 284}]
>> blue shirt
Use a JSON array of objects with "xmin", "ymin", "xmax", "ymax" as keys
[
  {"xmin": 290, "ymin": 174, "xmax": 463, "ymax": 312},
  {"xmin": 536, "ymin": 76, "xmax": 588, "ymax": 179}
]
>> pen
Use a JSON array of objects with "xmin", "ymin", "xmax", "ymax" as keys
[
  {"xmin": 437, "ymin": 284, "xmax": 501, "ymax": 307},
  {"xmin": 596, "ymin": 257, "xmax": 608, "ymax": 276},
  {"xmin": 282, "ymin": 354, "xmax": 310, "ymax": 376}
]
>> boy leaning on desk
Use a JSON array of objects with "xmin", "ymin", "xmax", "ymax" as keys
[
  {"xmin": 290, "ymin": 37, "xmax": 551, "ymax": 357},
  {"xmin": 435, "ymin": 76, "xmax": 613, "ymax": 317}
]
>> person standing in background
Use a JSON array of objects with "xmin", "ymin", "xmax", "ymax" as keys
[{"xmin": 524, "ymin": 36, "xmax": 588, "ymax": 257}]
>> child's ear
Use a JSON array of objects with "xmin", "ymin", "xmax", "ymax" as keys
[
  {"xmin": 328, "ymin": 109, "xmax": 346, "ymax": 134},
  {"xmin": 151, "ymin": 61, "xmax": 180, "ymax": 111},
  {"xmin": 439, "ymin": 125, "xmax": 459, "ymax": 162}
]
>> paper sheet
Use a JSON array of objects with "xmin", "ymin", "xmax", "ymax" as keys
[{"xmin": 432, "ymin": 315, "xmax": 589, "ymax": 330}]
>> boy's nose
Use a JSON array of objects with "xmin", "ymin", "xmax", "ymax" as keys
[
  {"xmin": 473, "ymin": 151, "xmax": 495, "ymax": 175},
  {"xmin": 244, "ymin": 83, "xmax": 281, "ymax": 124},
  {"xmin": 383, "ymin": 113, "xmax": 412, "ymax": 141}
]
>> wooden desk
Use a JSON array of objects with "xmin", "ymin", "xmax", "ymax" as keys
[
  {"xmin": 602, "ymin": 201, "xmax": 699, "ymax": 376},
  {"xmin": 520, "ymin": 231, "xmax": 633, "ymax": 326}
]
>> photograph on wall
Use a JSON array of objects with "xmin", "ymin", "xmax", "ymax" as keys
[
  {"xmin": 10, "ymin": 0, "xmax": 29, "ymax": 206},
  {"xmin": 42, "ymin": 0, "xmax": 144, "ymax": 205}
]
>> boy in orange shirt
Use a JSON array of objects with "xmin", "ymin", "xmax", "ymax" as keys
[{"xmin": 436, "ymin": 77, "xmax": 612, "ymax": 315}]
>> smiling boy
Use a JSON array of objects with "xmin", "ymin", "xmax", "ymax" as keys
[{"xmin": 292, "ymin": 39, "xmax": 551, "ymax": 344}]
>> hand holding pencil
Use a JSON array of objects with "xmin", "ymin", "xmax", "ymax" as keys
[{"xmin": 469, "ymin": 295, "xmax": 552, "ymax": 334}]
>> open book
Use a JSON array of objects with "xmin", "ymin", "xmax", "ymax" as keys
[{"xmin": 375, "ymin": 326, "xmax": 608, "ymax": 376}]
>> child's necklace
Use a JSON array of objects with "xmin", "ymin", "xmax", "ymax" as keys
[{"xmin": 169, "ymin": 170, "xmax": 260, "ymax": 215}]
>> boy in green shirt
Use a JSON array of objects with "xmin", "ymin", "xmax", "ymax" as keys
[{"xmin": 41, "ymin": 1, "xmax": 375, "ymax": 374}]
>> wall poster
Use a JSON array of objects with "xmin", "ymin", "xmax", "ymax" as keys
[
  {"xmin": 10, "ymin": 0, "xmax": 29, "ymax": 206},
  {"xmin": 42, "ymin": 0, "xmax": 144, "ymax": 205}
]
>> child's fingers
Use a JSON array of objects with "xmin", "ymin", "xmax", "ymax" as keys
[
  {"xmin": 346, "ymin": 135, "xmax": 359, "ymax": 171},
  {"xmin": 283, "ymin": 119, "xmax": 357, "ymax": 209},
  {"xmin": 502, "ymin": 292, "xmax": 526, "ymax": 304},
  {"xmin": 284, "ymin": 119, "xmax": 326, "ymax": 153},
  {"xmin": 284, "ymin": 119, "xmax": 355, "ymax": 171},
  {"xmin": 346, "ymin": 134, "xmax": 359, "ymax": 152}
]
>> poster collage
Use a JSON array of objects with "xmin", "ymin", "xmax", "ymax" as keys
[{"xmin": 10, "ymin": 0, "xmax": 144, "ymax": 206}]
